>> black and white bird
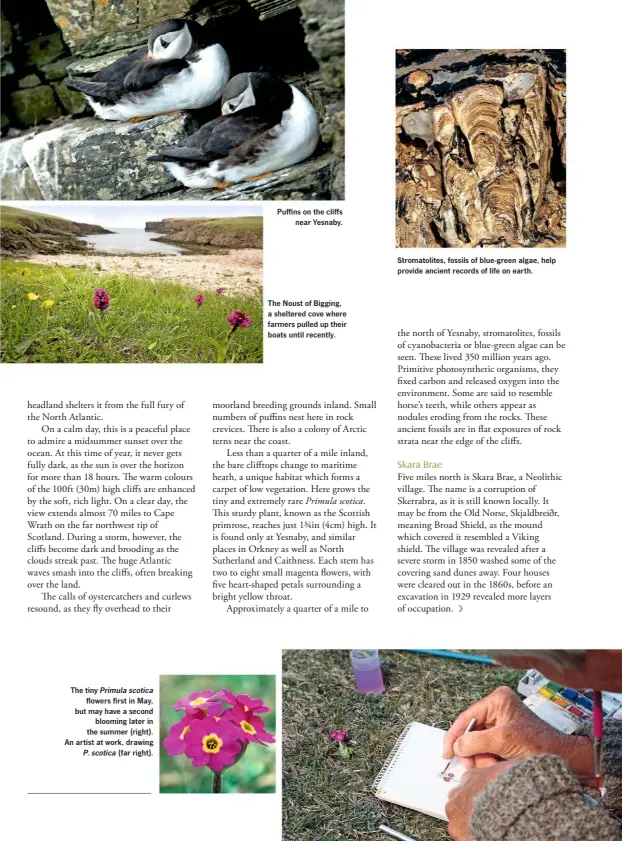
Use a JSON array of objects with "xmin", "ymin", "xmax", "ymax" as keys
[
  {"xmin": 147, "ymin": 71, "xmax": 320, "ymax": 188},
  {"xmin": 66, "ymin": 19, "xmax": 230, "ymax": 121}
]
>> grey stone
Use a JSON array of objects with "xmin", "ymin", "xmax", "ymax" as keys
[
  {"xmin": 11, "ymin": 86, "xmax": 62, "ymax": 127},
  {"xmin": 52, "ymin": 81, "xmax": 88, "ymax": 115},
  {"xmin": 170, "ymin": 153, "xmax": 333, "ymax": 201},
  {"xmin": 21, "ymin": 112, "xmax": 192, "ymax": 200},
  {"xmin": 1, "ymin": 58, "xmax": 15, "ymax": 77},
  {"xmin": 18, "ymin": 74, "xmax": 41, "ymax": 89},
  {"xmin": 41, "ymin": 57, "xmax": 74, "ymax": 81},
  {"xmin": 247, "ymin": 0, "xmax": 300, "ymax": 20},
  {"xmin": 67, "ymin": 47, "xmax": 138, "ymax": 76},
  {"xmin": 25, "ymin": 32, "xmax": 66, "ymax": 68},
  {"xmin": 0, "ymin": 134, "xmax": 43, "ymax": 199}
]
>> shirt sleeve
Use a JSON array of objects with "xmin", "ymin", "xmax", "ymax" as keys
[{"xmin": 471, "ymin": 754, "xmax": 621, "ymax": 841}]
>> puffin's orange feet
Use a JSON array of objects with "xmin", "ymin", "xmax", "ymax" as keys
[
  {"xmin": 245, "ymin": 172, "xmax": 273, "ymax": 182},
  {"xmin": 213, "ymin": 181, "xmax": 233, "ymax": 190},
  {"xmin": 129, "ymin": 110, "xmax": 181, "ymax": 123}
]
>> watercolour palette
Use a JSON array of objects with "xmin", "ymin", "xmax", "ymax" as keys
[{"xmin": 518, "ymin": 670, "xmax": 622, "ymax": 733}]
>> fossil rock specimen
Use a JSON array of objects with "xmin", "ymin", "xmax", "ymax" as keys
[{"xmin": 396, "ymin": 49, "xmax": 566, "ymax": 248}]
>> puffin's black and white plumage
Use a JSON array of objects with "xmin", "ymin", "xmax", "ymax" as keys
[
  {"xmin": 66, "ymin": 20, "xmax": 230, "ymax": 121},
  {"xmin": 147, "ymin": 71, "xmax": 320, "ymax": 188}
]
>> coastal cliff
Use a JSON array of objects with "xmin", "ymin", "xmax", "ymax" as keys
[
  {"xmin": 145, "ymin": 216, "xmax": 263, "ymax": 250},
  {"xmin": 0, "ymin": 204, "xmax": 110, "ymax": 254}
]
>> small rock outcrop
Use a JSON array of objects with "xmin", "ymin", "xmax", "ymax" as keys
[
  {"xmin": 0, "ymin": 203, "xmax": 111, "ymax": 255},
  {"xmin": 396, "ymin": 49, "xmax": 566, "ymax": 248}
]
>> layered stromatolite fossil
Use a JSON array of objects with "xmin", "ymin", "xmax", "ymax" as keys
[{"xmin": 396, "ymin": 49, "xmax": 566, "ymax": 248}]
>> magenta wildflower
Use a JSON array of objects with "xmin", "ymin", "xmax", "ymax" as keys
[
  {"xmin": 183, "ymin": 716, "xmax": 243, "ymax": 771},
  {"xmin": 172, "ymin": 690, "xmax": 222, "ymax": 717},
  {"xmin": 218, "ymin": 690, "xmax": 270, "ymax": 713},
  {"xmin": 330, "ymin": 729, "xmax": 348, "ymax": 743},
  {"xmin": 216, "ymin": 287, "xmax": 224, "ymax": 295},
  {"xmin": 226, "ymin": 704, "xmax": 276, "ymax": 745},
  {"xmin": 93, "ymin": 288, "xmax": 110, "ymax": 311},
  {"xmin": 227, "ymin": 310, "xmax": 252, "ymax": 330},
  {"xmin": 194, "ymin": 294, "xmax": 205, "ymax": 307},
  {"xmin": 162, "ymin": 714, "xmax": 201, "ymax": 756}
]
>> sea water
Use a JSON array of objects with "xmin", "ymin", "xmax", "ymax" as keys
[{"xmin": 80, "ymin": 228, "xmax": 186, "ymax": 255}]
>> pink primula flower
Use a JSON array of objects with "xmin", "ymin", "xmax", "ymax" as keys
[
  {"xmin": 163, "ymin": 715, "xmax": 199, "ymax": 756},
  {"xmin": 183, "ymin": 716, "xmax": 243, "ymax": 772},
  {"xmin": 216, "ymin": 287, "xmax": 224, "ymax": 295},
  {"xmin": 172, "ymin": 690, "xmax": 222, "ymax": 717},
  {"xmin": 219, "ymin": 690, "xmax": 270, "ymax": 713},
  {"xmin": 194, "ymin": 294, "xmax": 205, "ymax": 307},
  {"xmin": 330, "ymin": 729, "xmax": 349, "ymax": 743},
  {"xmin": 227, "ymin": 704, "xmax": 276, "ymax": 745}
]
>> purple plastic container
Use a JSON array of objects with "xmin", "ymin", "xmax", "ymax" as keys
[{"xmin": 350, "ymin": 649, "xmax": 384, "ymax": 694}]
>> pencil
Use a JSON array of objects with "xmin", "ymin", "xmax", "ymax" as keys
[
  {"xmin": 379, "ymin": 824, "xmax": 419, "ymax": 841},
  {"xmin": 593, "ymin": 690, "xmax": 604, "ymax": 794},
  {"xmin": 440, "ymin": 716, "xmax": 477, "ymax": 776}
]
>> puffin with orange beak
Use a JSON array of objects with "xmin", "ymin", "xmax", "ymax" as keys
[{"xmin": 66, "ymin": 19, "xmax": 230, "ymax": 121}]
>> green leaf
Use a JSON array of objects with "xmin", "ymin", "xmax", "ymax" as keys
[{"xmin": 14, "ymin": 336, "xmax": 35, "ymax": 355}]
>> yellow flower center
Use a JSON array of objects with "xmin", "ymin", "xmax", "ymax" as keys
[
  {"xmin": 180, "ymin": 726, "xmax": 191, "ymax": 740},
  {"xmin": 202, "ymin": 734, "xmax": 223, "ymax": 754},
  {"xmin": 189, "ymin": 696, "xmax": 208, "ymax": 707},
  {"xmin": 241, "ymin": 721, "xmax": 256, "ymax": 735}
]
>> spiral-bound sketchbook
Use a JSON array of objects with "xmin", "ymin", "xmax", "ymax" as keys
[{"xmin": 372, "ymin": 723, "xmax": 465, "ymax": 821}]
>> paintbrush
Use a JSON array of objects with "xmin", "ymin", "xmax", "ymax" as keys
[
  {"xmin": 593, "ymin": 690, "xmax": 605, "ymax": 798},
  {"xmin": 440, "ymin": 717, "xmax": 476, "ymax": 778}
]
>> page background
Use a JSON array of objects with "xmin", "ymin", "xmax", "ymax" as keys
[{"xmin": 4, "ymin": 1, "xmax": 620, "ymax": 835}]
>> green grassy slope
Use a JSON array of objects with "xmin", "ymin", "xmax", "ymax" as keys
[{"xmin": 1, "ymin": 260, "xmax": 262, "ymax": 364}]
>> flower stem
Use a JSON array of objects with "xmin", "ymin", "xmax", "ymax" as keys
[{"xmin": 212, "ymin": 772, "xmax": 223, "ymax": 793}]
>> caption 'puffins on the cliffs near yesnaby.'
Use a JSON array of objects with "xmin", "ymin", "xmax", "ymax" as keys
[
  {"xmin": 66, "ymin": 20, "xmax": 230, "ymax": 121},
  {"xmin": 147, "ymin": 72, "xmax": 320, "ymax": 189}
]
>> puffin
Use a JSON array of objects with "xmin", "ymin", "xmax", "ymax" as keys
[
  {"xmin": 147, "ymin": 71, "xmax": 320, "ymax": 188},
  {"xmin": 66, "ymin": 19, "xmax": 230, "ymax": 121}
]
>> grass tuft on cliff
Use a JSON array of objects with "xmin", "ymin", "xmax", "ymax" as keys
[{"xmin": 1, "ymin": 260, "xmax": 262, "ymax": 364}]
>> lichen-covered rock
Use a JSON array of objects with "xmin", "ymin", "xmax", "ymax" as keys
[
  {"xmin": 41, "ymin": 56, "xmax": 74, "ymax": 81},
  {"xmin": 21, "ymin": 112, "xmax": 192, "ymax": 200},
  {"xmin": 48, "ymin": 0, "xmax": 200, "ymax": 52},
  {"xmin": 172, "ymin": 152, "xmax": 332, "ymax": 201},
  {"xmin": 52, "ymin": 81, "xmax": 88, "ymax": 115},
  {"xmin": 11, "ymin": 86, "xmax": 62, "ymax": 127},
  {"xmin": 25, "ymin": 32, "xmax": 66, "ymax": 68},
  {"xmin": 0, "ymin": 134, "xmax": 43, "ymax": 199},
  {"xmin": 396, "ymin": 49, "xmax": 566, "ymax": 247},
  {"xmin": 1, "ymin": 58, "xmax": 15, "ymax": 78},
  {"xmin": 139, "ymin": 1, "xmax": 196, "ymax": 24},
  {"xmin": 1, "ymin": 11, "xmax": 12, "ymax": 59},
  {"xmin": 18, "ymin": 74, "xmax": 42, "ymax": 89}
]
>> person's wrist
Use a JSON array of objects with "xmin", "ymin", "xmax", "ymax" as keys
[{"xmin": 554, "ymin": 734, "xmax": 594, "ymax": 779}]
